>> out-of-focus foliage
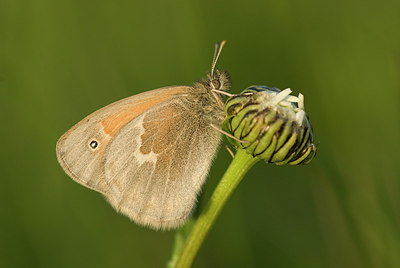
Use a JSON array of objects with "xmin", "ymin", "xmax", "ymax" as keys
[{"xmin": 1, "ymin": 0, "xmax": 399, "ymax": 267}]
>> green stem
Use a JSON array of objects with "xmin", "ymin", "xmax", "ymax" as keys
[
  {"xmin": 174, "ymin": 148, "xmax": 259, "ymax": 268},
  {"xmin": 167, "ymin": 219, "xmax": 194, "ymax": 268}
]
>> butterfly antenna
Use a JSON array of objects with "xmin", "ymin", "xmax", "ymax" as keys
[{"xmin": 211, "ymin": 40, "xmax": 226, "ymax": 76}]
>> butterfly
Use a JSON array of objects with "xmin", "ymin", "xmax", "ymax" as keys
[{"xmin": 56, "ymin": 41, "xmax": 230, "ymax": 230}]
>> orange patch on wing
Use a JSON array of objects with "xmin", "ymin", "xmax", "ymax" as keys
[
  {"xmin": 101, "ymin": 93, "xmax": 179, "ymax": 136},
  {"xmin": 140, "ymin": 103, "xmax": 184, "ymax": 155}
]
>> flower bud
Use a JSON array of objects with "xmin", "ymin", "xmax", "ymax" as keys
[{"xmin": 223, "ymin": 85, "xmax": 316, "ymax": 165}]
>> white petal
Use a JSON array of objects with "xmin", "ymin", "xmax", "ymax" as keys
[
  {"xmin": 270, "ymin": 88, "xmax": 292, "ymax": 105},
  {"xmin": 296, "ymin": 110, "xmax": 305, "ymax": 125},
  {"xmin": 298, "ymin": 93, "xmax": 304, "ymax": 110}
]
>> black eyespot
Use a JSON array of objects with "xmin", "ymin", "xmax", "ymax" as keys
[{"xmin": 89, "ymin": 140, "xmax": 98, "ymax": 149}]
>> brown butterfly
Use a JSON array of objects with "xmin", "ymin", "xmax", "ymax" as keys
[{"xmin": 56, "ymin": 41, "xmax": 230, "ymax": 230}]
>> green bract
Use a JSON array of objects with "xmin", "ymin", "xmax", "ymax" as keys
[{"xmin": 223, "ymin": 86, "xmax": 317, "ymax": 165}]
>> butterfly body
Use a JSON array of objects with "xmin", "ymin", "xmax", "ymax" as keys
[{"xmin": 57, "ymin": 67, "xmax": 230, "ymax": 229}]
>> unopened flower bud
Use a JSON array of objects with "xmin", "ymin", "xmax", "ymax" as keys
[{"xmin": 223, "ymin": 85, "xmax": 316, "ymax": 165}]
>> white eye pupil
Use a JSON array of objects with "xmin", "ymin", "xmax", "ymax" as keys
[{"xmin": 90, "ymin": 140, "xmax": 98, "ymax": 149}]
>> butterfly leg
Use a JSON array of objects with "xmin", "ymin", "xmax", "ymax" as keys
[{"xmin": 209, "ymin": 123, "xmax": 250, "ymax": 144}]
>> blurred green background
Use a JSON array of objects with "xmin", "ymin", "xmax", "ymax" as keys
[{"xmin": 1, "ymin": 0, "xmax": 399, "ymax": 267}]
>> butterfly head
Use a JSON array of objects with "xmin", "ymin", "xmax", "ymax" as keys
[
  {"xmin": 186, "ymin": 41, "xmax": 231, "ymax": 125},
  {"xmin": 207, "ymin": 68, "xmax": 231, "ymax": 92},
  {"xmin": 195, "ymin": 68, "xmax": 230, "ymax": 93},
  {"xmin": 193, "ymin": 41, "xmax": 231, "ymax": 104}
]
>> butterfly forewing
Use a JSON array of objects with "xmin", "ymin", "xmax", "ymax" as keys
[{"xmin": 56, "ymin": 86, "xmax": 189, "ymax": 191}]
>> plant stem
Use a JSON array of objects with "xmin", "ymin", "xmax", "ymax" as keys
[
  {"xmin": 174, "ymin": 148, "xmax": 259, "ymax": 268},
  {"xmin": 167, "ymin": 219, "xmax": 194, "ymax": 268}
]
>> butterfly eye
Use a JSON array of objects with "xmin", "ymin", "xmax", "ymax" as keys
[
  {"xmin": 211, "ymin": 79, "xmax": 221, "ymax": 89},
  {"xmin": 89, "ymin": 140, "xmax": 98, "ymax": 149}
]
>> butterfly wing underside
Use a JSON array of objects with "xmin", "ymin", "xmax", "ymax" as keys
[{"xmin": 56, "ymin": 86, "xmax": 222, "ymax": 229}]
